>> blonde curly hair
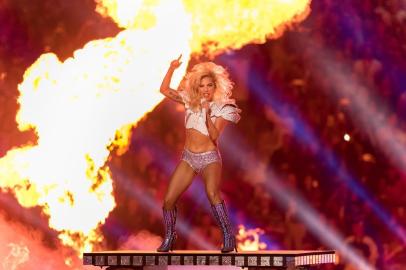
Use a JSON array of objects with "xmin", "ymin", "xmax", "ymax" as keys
[{"xmin": 178, "ymin": 62, "xmax": 235, "ymax": 110}]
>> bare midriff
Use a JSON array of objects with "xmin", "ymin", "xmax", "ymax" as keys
[{"xmin": 184, "ymin": 128, "xmax": 217, "ymax": 153}]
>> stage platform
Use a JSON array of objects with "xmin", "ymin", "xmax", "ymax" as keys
[{"xmin": 83, "ymin": 250, "xmax": 337, "ymax": 269}]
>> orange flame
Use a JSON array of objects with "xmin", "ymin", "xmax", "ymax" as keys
[
  {"xmin": 0, "ymin": 0, "xmax": 190, "ymax": 254},
  {"xmin": 237, "ymin": 225, "xmax": 267, "ymax": 251},
  {"xmin": 184, "ymin": 0, "xmax": 311, "ymax": 56},
  {"xmin": 95, "ymin": 0, "xmax": 311, "ymax": 57}
]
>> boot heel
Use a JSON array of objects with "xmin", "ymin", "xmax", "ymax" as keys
[{"xmin": 170, "ymin": 234, "xmax": 177, "ymax": 251}]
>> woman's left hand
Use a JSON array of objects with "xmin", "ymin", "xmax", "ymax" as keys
[{"xmin": 201, "ymin": 99, "xmax": 210, "ymax": 114}]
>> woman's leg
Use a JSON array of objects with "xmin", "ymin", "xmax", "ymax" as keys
[
  {"xmin": 157, "ymin": 161, "xmax": 196, "ymax": 252},
  {"xmin": 163, "ymin": 161, "xmax": 196, "ymax": 209},
  {"xmin": 201, "ymin": 162, "xmax": 222, "ymax": 205},
  {"xmin": 202, "ymin": 163, "xmax": 237, "ymax": 253}
]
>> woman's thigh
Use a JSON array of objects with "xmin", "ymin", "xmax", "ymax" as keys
[
  {"xmin": 201, "ymin": 162, "xmax": 222, "ymax": 197},
  {"xmin": 164, "ymin": 161, "xmax": 196, "ymax": 201}
]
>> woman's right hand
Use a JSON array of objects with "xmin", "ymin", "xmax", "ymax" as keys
[{"xmin": 170, "ymin": 54, "xmax": 182, "ymax": 69}]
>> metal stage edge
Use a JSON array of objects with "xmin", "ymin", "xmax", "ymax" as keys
[{"xmin": 83, "ymin": 250, "xmax": 337, "ymax": 270}]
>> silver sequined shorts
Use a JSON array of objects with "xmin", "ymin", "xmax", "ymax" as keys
[{"xmin": 181, "ymin": 148, "xmax": 222, "ymax": 174}]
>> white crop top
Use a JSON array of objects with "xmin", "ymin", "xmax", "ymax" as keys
[{"xmin": 184, "ymin": 101, "xmax": 241, "ymax": 136}]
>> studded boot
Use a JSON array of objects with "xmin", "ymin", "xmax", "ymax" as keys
[
  {"xmin": 157, "ymin": 207, "xmax": 177, "ymax": 252},
  {"xmin": 211, "ymin": 200, "xmax": 237, "ymax": 253}
]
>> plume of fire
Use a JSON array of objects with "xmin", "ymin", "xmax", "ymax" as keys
[
  {"xmin": 95, "ymin": 0, "xmax": 156, "ymax": 30},
  {"xmin": 0, "ymin": 0, "xmax": 190, "ymax": 254},
  {"xmin": 236, "ymin": 225, "xmax": 267, "ymax": 251},
  {"xmin": 95, "ymin": 0, "xmax": 312, "ymax": 57}
]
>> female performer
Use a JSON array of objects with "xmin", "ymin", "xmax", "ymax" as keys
[{"xmin": 157, "ymin": 55, "xmax": 241, "ymax": 253}]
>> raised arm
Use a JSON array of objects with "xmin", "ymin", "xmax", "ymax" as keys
[{"xmin": 160, "ymin": 55, "xmax": 184, "ymax": 104}]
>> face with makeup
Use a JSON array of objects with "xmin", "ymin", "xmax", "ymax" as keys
[{"xmin": 198, "ymin": 75, "xmax": 216, "ymax": 102}]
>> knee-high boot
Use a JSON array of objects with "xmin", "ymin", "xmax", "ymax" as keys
[
  {"xmin": 157, "ymin": 207, "xmax": 177, "ymax": 252},
  {"xmin": 211, "ymin": 200, "xmax": 237, "ymax": 253}
]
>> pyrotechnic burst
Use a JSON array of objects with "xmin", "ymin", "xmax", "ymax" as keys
[
  {"xmin": 237, "ymin": 225, "xmax": 267, "ymax": 251},
  {"xmin": 95, "ymin": 0, "xmax": 311, "ymax": 57}
]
